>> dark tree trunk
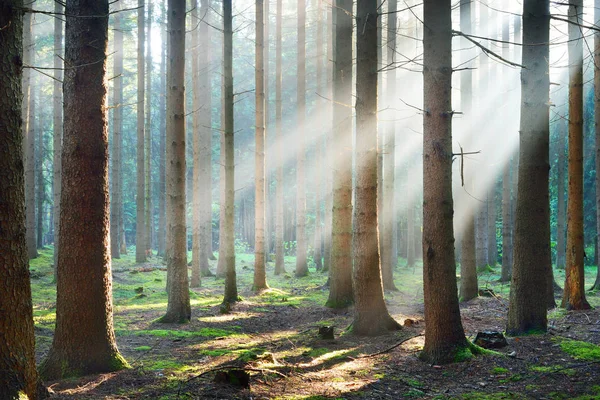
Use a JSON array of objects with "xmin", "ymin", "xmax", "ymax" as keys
[{"xmin": 40, "ymin": 0, "xmax": 128, "ymax": 378}]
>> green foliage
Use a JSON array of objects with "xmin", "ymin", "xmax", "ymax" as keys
[{"xmin": 557, "ymin": 339, "xmax": 600, "ymax": 361}]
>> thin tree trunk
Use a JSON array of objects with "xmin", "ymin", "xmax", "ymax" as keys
[
  {"xmin": 158, "ymin": 0, "xmax": 167, "ymax": 258},
  {"xmin": 160, "ymin": 0, "xmax": 192, "ymax": 323},
  {"xmin": 557, "ymin": 115, "xmax": 567, "ymax": 270},
  {"xmin": 487, "ymin": 187, "xmax": 497, "ymax": 266},
  {"xmin": 562, "ymin": 0, "xmax": 591, "ymax": 310},
  {"xmin": 274, "ymin": 0, "xmax": 285, "ymax": 275},
  {"xmin": 254, "ymin": 0, "xmax": 268, "ymax": 291},
  {"xmin": 322, "ymin": 0, "xmax": 333, "ymax": 273},
  {"xmin": 352, "ymin": 0, "xmax": 400, "ymax": 336},
  {"xmin": 53, "ymin": 0, "xmax": 64, "ymax": 269},
  {"xmin": 313, "ymin": 0, "xmax": 324, "ymax": 271},
  {"xmin": 592, "ymin": 0, "xmax": 600, "ymax": 291},
  {"xmin": 136, "ymin": 0, "xmax": 147, "ymax": 263},
  {"xmin": 0, "ymin": 2, "xmax": 44, "ymax": 396},
  {"xmin": 36, "ymin": 78, "xmax": 44, "ymax": 248},
  {"xmin": 506, "ymin": 0, "xmax": 552, "ymax": 334},
  {"xmin": 24, "ymin": 10, "xmax": 37, "ymax": 259},
  {"xmin": 191, "ymin": 0, "xmax": 202, "ymax": 288},
  {"xmin": 145, "ymin": 1, "xmax": 154, "ymax": 255},
  {"xmin": 111, "ymin": 0, "xmax": 123, "ymax": 260},
  {"xmin": 222, "ymin": 0, "xmax": 238, "ymax": 306},
  {"xmin": 40, "ymin": 0, "xmax": 128, "ymax": 378},
  {"xmin": 326, "ymin": 0, "xmax": 353, "ymax": 309},
  {"xmin": 295, "ymin": 0, "xmax": 308, "ymax": 277}
]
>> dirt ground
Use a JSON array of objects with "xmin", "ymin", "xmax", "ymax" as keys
[{"xmin": 32, "ymin": 253, "xmax": 600, "ymax": 400}]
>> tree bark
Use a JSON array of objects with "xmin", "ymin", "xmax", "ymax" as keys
[
  {"xmin": 36, "ymin": 76, "xmax": 44, "ymax": 248},
  {"xmin": 254, "ymin": 0, "xmax": 269, "ymax": 291},
  {"xmin": 159, "ymin": 0, "xmax": 192, "ymax": 323},
  {"xmin": 352, "ymin": 0, "xmax": 400, "ymax": 336},
  {"xmin": 562, "ymin": 0, "xmax": 591, "ymax": 310},
  {"xmin": 295, "ymin": 0, "xmax": 309, "ymax": 277},
  {"xmin": 592, "ymin": 0, "xmax": 600, "ymax": 291},
  {"xmin": 556, "ymin": 113, "xmax": 566, "ymax": 270},
  {"xmin": 157, "ymin": 0, "xmax": 167, "ymax": 258},
  {"xmin": 136, "ymin": 0, "xmax": 147, "ymax": 263},
  {"xmin": 191, "ymin": 0, "xmax": 202, "ymax": 288},
  {"xmin": 40, "ymin": 0, "xmax": 128, "ymax": 378},
  {"xmin": 326, "ymin": 0, "xmax": 353, "ymax": 309},
  {"xmin": 506, "ymin": 0, "xmax": 552, "ymax": 335},
  {"xmin": 313, "ymin": 0, "xmax": 324, "ymax": 271},
  {"xmin": 420, "ymin": 0, "xmax": 469, "ymax": 363},
  {"xmin": 322, "ymin": 0, "xmax": 333, "ymax": 273},
  {"xmin": 0, "ymin": 2, "xmax": 44, "ymax": 396},
  {"xmin": 274, "ymin": 0, "xmax": 285, "ymax": 275},
  {"xmin": 145, "ymin": 0, "xmax": 154, "ymax": 255},
  {"xmin": 53, "ymin": 0, "xmax": 64, "ymax": 269}
]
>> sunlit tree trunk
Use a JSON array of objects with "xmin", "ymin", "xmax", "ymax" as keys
[
  {"xmin": 222, "ymin": 0, "xmax": 239, "ymax": 306},
  {"xmin": 274, "ymin": 0, "xmax": 285, "ymax": 275},
  {"xmin": 157, "ymin": 0, "xmax": 167, "ymax": 258},
  {"xmin": 145, "ymin": 1, "xmax": 154, "ymax": 255},
  {"xmin": 0, "ymin": 2, "xmax": 44, "ymax": 396},
  {"xmin": 322, "ymin": 0, "xmax": 333, "ymax": 273},
  {"xmin": 381, "ymin": 0, "xmax": 398, "ymax": 291},
  {"xmin": 191, "ymin": 0, "xmax": 202, "ymax": 288},
  {"xmin": 420, "ymin": 0, "xmax": 469, "ymax": 363},
  {"xmin": 562, "ymin": 0, "xmax": 591, "ymax": 310},
  {"xmin": 136, "ymin": 0, "xmax": 147, "ymax": 263},
  {"xmin": 556, "ymin": 115, "xmax": 566, "ymax": 270},
  {"xmin": 592, "ymin": 0, "xmax": 600, "ymax": 291},
  {"xmin": 352, "ymin": 0, "xmax": 400, "ymax": 336},
  {"xmin": 40, "ymin": 0, "xmax": 128, "ymax": 378},
  {"xmin": 110, "ymin": 0, "xmax": 123, "ymax": 261},
  {"xmin": 53, "ymin": 0, "xmax": 64, "ymax": 269},
  {"xmin": 35, "ymin": 77, "xmax": 44, "ymax": 249},
  {"xmin": 313, "ymin": 0, "xmax": 324, "ymax": 271},
  {"xmin": 326, "ymin": 0, "xmax": 353, "ymax": 309},
  {"xmin": 254, "ymin": 0, "xmax": 268, "ymax": 291},
  {"xmin": 506, "ymin": 0, "xmax": 551, "ymax": 335},
  {"xmin": 459, "ymin": 0, "xmax": 477, "ymax": 300},
  {"xmin": 500, "ymin": 9, "xmax": 512, "ymax": 283},
  {"xmin": 295, "ymin": 0, "xmax": 309, "ymax": 277},
  {"xmin": 160, "ymin": 0, "xmax": 192, "ymax": 323}
]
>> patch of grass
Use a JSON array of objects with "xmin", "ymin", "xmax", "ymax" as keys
[
  {"xmin": 557, "ymin": 339, "xmax": 600, "ymax": 361},
  {"xmin": 530, "ymin": 365, "xmax": 576, "ymax": 376},
  {"xmin": 134, "ymin": 346, "xmax": 152, "ymax": 351},
  {"xmin": 199, "ymin": 349, "xmax": 230, "ymax": 357},
  {"xmin": 120, "ymin": 327, "xmax": 240, "ymax": 339},
  {"xmin": 304, "ymin": 347, "xmax": 330, "ymax": 358},
  {"xmin": 403, "ymin": 389, "xmax": 425, "ymax": 398},
  {"xmin": 491, "ymin": 366, "xmax": 509, "ymax": 374}
]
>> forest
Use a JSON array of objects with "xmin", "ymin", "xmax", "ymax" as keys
[{"xmin": 2, "ymin": 0, "xmax": 600, "ymax": 398}]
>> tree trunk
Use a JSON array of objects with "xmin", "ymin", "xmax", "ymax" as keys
[
  {"xmin": 322, "ymin": 0, "xmax": 333, "ymax": 273},
  {"xmin": 24, "ymin": 10, "xmax": 37, "ymax": 260},
  {"xmin": 506, "ymin": 0, "xmax": 552, "ymax": 335},
  {"xmin": 53, "ymin": 0, "xmax": 64, "ymax": 269},
  {"xmin": 420, "ymin": 0, "xmax": 469, "ymax": 363},
  {"xmin": 157, "ymin": 0, "xmax": 167, "ymax": 258},
  {"xmin": 562, "ymin": 0, "xmax": 591, "ymax": 310},
  {"xmin": 459, "ymin": 0, "xmax": 478, "ymax": 300},
  {"xmin": 136, "ymin": 0, "xmax": 147, "ymax": 263},
  {"xmin": 36, "ymin": 77, "xmax": 44, "ymax": 248},
  {"xmin": 0, "ymin": 2, "xmax": 44, "ymax": 396},
  {"xmin": 254, "ymin": 0, "xmax": 268, "ymax": 291},
  {"xmin": 222, "ymin": 0, "xmax": 239, "ymax": 306},
  {"xmin": 556, "ymin": 113, "xmax": 566, "ymax": 270},
  {"xmin": 159, "ymin": 0, "xmax": 192, "ymax": 323},
  {"xmin": 274, "ymin": 0, "xmax": 285, "ymax": 275},
  {"xmin": 487, "ymin": 186, "xmax": 497, "ymax": 266},
  {"xmin": 326, "ymin": 0, "xmax": 353, "ymax": 309},
  {"xmin": 313, "ymin": 0, "xmax": 324, "ymax": 271},
  {"xmin": 592, "ymin": 0, "xmax": 600, "ymax": 291},
  {"xmin": 145, "ymin": 0, "xmax": 154, "ymax": 255},
  {"xmin": 352, "ymin": 0, "xmax": 400, "ymax": 336},
  {"xmin": 110, "ymin": 0, "xmax": 123, "ymax": 260},
  {"xmin": 191, "ymin": 0, "xmax": 202, "ymax": 288},
  {"xmin": 295, "ymin": 0, "xmax": 309, "ymax": 278},
  {"xmin": 40, "ymin": 0, "xmax": 128, "ymax": 378},
  {"xmin": 381, "ymin": 0, "xmax": 398, "ymax": 291}
]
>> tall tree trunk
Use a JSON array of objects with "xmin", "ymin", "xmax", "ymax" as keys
[
  {"xmin": 506, "ymin": 0, "xmax": 551, "ymax": 334},
  {"xmin": 381, "ymin": 0, "xmax": 398, "ymax": 291},
  {"xmin": 222, "ymin": 0, "xmax": 239, "ymax": 306},
  {"xmin": 36, "ymin": 77, "xmax": 44, "ymax": 248},
  {"xmin": 157, "ymin": 0, "xmax": 167, "ymax": 258},
  {"xmin": 191, "ymin": 0, "xmax": 202, "ymax": 288},
  {"xmin": 0, "ymin": 2, "xmax": 44, "ymax": 396},
  {"xmin": 562, "ymin": 0, "xmax": 591, "ymax": 310},
  {"xmin": 326, "ymin": 0, "xmax": 353, "ymax": 309},
  {"xmin": 556, "ymin": 114, "xmax": 567, "ymax": 270},
  {"xmin": 24, "ymin": 10, "xmax": 37, "ymax": 259},
  {"xmin": 295, "ymin": 0, "xmax": 308, "ymax": 277},
  {"xmin": 352, "ymin": 0, "xmax": 400, "ymax": 336},
  {"xmin": 111, "ymin": 0, "xmax": 123, "ymax": 260},
  {"xmin": 136, "ymin": 0, "xmax": 147, "ymax": 263},
  {"xmin": 459, "ymin": 0, "xmax": 477, "ymax": 300},
  {"xmin": 592, "ymin": 0, "xmax": 600, "ymax": 291},
  {"xmin": 313, "ymin": 0, "xmax": 324, "ymax": 271},
  {"xmin": 322, "ymin": 0, "xmax": 333, "ymax": 273},
  {"xmin": 487, "ymin": 187, "xmax": 497, "ymax": 266},
  {"xmin": 40, "ymin": 0, "xmax": 128, "ymax": 378},
  {"xmin": 254, "ymin": 0, "xmax": 268, "ymax": 291},
  {"xmin": 53, "ymin": 0, "xmax": 64, "ymax": 269},
  {"xmin": 145, "ymin": 0, "xmax": 154, "ymax": 255},
  {"xmin": 159, "ymin": 0, "xmax": 192, "ymax": 323},
  {"xmin": 274, "ymin": 0, "xmax": 285, "ymax": 275}
]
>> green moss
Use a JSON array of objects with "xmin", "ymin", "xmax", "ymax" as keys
[
  {"xmin": 530, "ymin": 365, "xmax": 576, "ymax": 376},
  {"xmin": 134, "ymin": 346, "xmax": 152, "ymax": 351},
  {"xmin": 199, "ymin": 349, "xmax": 230, "ymax": 357},
  {"xmin": 304, "ymin": 347, "xmax": 330, "ymax": 358},
  {"xmin": 128, "ymin": 327, "xmax": 238, "ymax": 339},
  {"xmin": 558, "ymin": 339, "xmax": 600, "ymax": 361},
  {"xmin": 403, "ymin": 389, "xmax": 425, "ymax": 398},
  {"xmin": 491, "ymin": 366, "xmax": 509, "ymax": 374}
]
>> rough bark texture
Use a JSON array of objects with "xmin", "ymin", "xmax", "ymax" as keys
[
  {"xmin": 562, "ymin": 0, "xmax": 591, "ymax": 310},
  {"xmin": 53, "ymin": 0, "xmax": 64, "ymax": 268},
  {"xmin": 381, "ymin": 0, "xmax": 398, "ymax": 292},
  {"xmin": 254, "ymin": 0, "xmax": 268, "ymax": 291},
  {"xmin": 459, "ymin": 0, "xmax": 478, "ymax": 300},
  {"xmin": 159, "ymin": 0, "xmax": 192, "ymax": 323},
  {"xmin": 222, "ymin": 0, "xmax": 239, "ymax": 305},
  {"xmin": 157, "ymin": 0, "xmax": 167, "ymax": 258},
  {"xmin": 274, "ymin": 0, "xmax": 285, "ymax": 275},
  {"xmin": 352, "ymin": 0, "xmax": 400, "ymax": 336},
  {"xmin": 593, "ymin": 0, "xmax": 600, "ymax": 291},
  {"xmin": 420, "ymin": 0, "xmax": 469, "ymax": 363},
  {"xmin": 506, "ymin": 0, "xmax": 551, "ymax": 335},
  {"xmin": 0, "ymin": 2, "xmax": 43, "ymax": 397},
  {"xmin": 136, "ymin": 0, "xmax": 147, "ymax": 263},
  {"xmin": 39, "ymin": 0, "xmax": 128, "ymax": 379},
  {"xmin": 110, "ymin": 0, "xmax": 123, "ymax": 260},
  {"xmin": 191, "ymin": 0, "xmax": 202, "ymax": 288},
  {"xmin": 145, "ymin": 1, "xmax": 154, "ymax": 254},
  {"xmin": 556, "ymin": 115, "xmax": 566, "ymax": 270},
  {"xmin": 326, "ymin": 0, "xmax": 354, "ymax": 309},
  {"xmin": 295, "ymin": 0, "xmax": 309, "ymax": 277}
]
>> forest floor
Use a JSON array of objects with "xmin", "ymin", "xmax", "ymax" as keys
[{"xmin": 30, "ymin": 248, "xmax": 600, "ymax": 400}]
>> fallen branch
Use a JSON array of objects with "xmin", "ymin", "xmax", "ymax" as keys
[{"xmin": 353, "ymin": 334, "xmax": 424, "ymax": 359}]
